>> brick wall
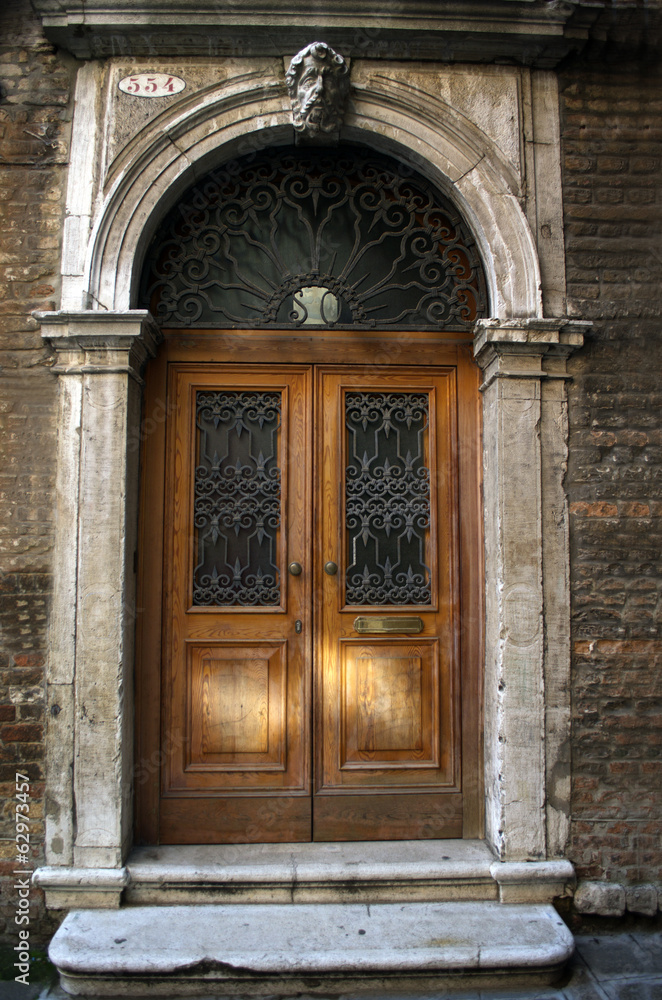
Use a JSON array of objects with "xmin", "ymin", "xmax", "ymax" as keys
[
  {"xmin": 0, "ymin": 0, "xmax": 74, "ymax": 945},
  {"xmin": 560, "ymin": 53, "xmax": 662, "ymax": 888}
]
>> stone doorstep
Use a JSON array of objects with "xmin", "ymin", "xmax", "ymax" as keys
[
  {"xmin": 35, "ymin": 840, "xmax": 574, "ymax": 909},
  {"xmin": 35, "ymin": 841, "xmax": 576, "ymax": 909},
  {"xmin": 49, "ymin": 900, "xmax": 575, "ymax": 997},
  {"xmin": 126, "ymin": 839, "xmax": 498, "ymax": 906}
]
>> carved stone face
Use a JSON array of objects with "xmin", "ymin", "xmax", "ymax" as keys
[{"xmin": 287, "ymin": 43, "xmax": 349, "ymax": 138}]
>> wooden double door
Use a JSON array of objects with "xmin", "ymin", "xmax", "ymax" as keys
[{"xmin": 136, "ymin": 338, "xmax": 482, "ymax": 845}]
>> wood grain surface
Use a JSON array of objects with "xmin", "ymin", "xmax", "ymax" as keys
[{"xmin": 135, "ymin": 332, "xmax": 483, "ymax": 844}]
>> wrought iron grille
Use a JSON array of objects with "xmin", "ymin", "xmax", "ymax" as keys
[
  {"xmin": 345, "ymin": 391, "xmax": 432, "ymax": 606},
  {"xmin": 139, "ymin": 147, "xmax": 487, "ymax": 330},
  {"xmin": 193, "ymin": 391, "xmax": 281, "ymax": 606}
]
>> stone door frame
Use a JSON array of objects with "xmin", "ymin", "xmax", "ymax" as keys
[{"xmin": 34, "ymin": 58, "xmax": 586, "ymax": 908}]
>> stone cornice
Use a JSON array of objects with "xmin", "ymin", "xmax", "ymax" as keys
[
  {"xmin": 473, "ymin": 317, "xmax": 591, "ymax": 389},
  {"xmin": 33, "ymin": 310, "xmax": 162, "ymax": 381},
  {"xmin": 31, "ymin": 0, "xmax": 600, "ymax": 64}
]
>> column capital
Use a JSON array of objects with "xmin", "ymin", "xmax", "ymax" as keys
[
  {"xmin": 33, "ymin": 309, "xmax": 162, "ymax": 381},
  {"xmin": 473, "ymin": 318, "xmax": 590, "ymax": 388}
]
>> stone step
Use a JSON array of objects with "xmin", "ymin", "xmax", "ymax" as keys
[
  {"xmin": 49, "ymin": 900, "xmax": 574, "ymax": 996},
  {"xmin": 124, "ymin": 839, "xmax": 499, "ymax": 905}
]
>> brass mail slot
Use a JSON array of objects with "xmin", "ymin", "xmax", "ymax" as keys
[{"xmin": 353, "ymin": 616, "xmax": 424, "ymax": 635}]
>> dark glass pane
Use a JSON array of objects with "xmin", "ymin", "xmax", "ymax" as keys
[
  {"xmin": 345, "ymin": 392, "xmax": 432, "ymax": 606},
  {"xmin": 193, "ymin": 391, "xmax": 281, "ymax": 606},
  {"xmin": 139, "ymin": 148, "xmax": 486, "ymax": 330}
]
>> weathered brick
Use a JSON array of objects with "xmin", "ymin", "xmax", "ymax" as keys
[
  {"xmin": 0, "ymin": 0, "xmax": 73, "ymax": 946},
  {"xmin": 562, "ymin": 54, "xmax": 662, "ymax": 887},
  {"xmin": 0, "ymin": 723, "xmax": 43, "ymax": 743}
]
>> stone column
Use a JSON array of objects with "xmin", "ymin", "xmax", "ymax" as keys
[
  {"xmin": 474, "ymin": 318, "xmax": 587, "ymax": 862},
  {"xmin": 33, "ymin": 311, "xmax": 160, "ymax": 908}
]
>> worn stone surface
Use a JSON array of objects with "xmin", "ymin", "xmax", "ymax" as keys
[
  {"xmin": 625, "ymin": 884, "xmax": 659, "ymax": 917},
  {"xmin": 475, "ymin": 321, "xmax": 585, "ymax": 863},
  {"xmin": 574, "ymin": 880, "xmax": 626, "ymax": 917},
  {"xmin": 490, "ymin": 861, "xmax": 575, "ymax": 904},
  {"xmin": 24, "ymin": 923, "xmax": 662, "ymax": 1000},
  {"xmin": 48, "ymin": 901, "xmax": 574, "ymax": 995},
  {"xmin": 36, "ymin": 312, "xmax": 160, "ymax": 874},
  {"xmin": 33, "ymin": 866, "xmax": 128, "ymax": 910},
  {"xmin": 53, "ymin": 840, "xmax": 501, "ymax": 908}
]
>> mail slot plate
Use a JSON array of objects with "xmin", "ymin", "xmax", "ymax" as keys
[{"xmin": 353, "ymin": 616, "xmax": 424, "ymax": 635}]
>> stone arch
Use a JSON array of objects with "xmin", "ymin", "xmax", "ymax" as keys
[{"xmin": 84, "ymin": 73, "xmax": 542, "ymax": 320}]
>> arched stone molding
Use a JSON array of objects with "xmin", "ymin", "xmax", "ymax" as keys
[{"xmin": 78, "ymin": 68, "xmax": 542, "ymax": 321}]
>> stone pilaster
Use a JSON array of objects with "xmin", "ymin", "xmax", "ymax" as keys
[
  {"xmin": 34, "ymin": 311, "xmax": 161, "ymax": 886},
  {"xmin": 474, "ymin": 318, "xmax": 587, "ymax": 861}
]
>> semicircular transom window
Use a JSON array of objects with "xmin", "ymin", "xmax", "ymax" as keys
[{"xmin": 138, "ymin": 146, "xmax": 488, "ymax": 330}]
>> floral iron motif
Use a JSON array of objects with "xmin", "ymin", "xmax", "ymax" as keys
[
  {"xmin": 193, "ymin": 391, "xmax": 281, "ymax": 606},
  {"xmin": 139, "ymin": 147, "xmax": 487, "ymax": 330},
  {"xmin": 345, "ymin": 391, "xmax": 432, "ymax": 606}
]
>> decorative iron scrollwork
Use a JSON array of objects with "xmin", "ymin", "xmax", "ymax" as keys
[
  {"xmin": 139, "ymin": 147, "xmax": 487, "ymax": 330},
  {"xmin": 345, "ymin": 391, "xmax": 432, "ymax": 606},
  {"xmin": 193, "ymin": 391, "xmax": 281, "ymax": 606}
]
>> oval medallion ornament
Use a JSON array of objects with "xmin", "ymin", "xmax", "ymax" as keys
[{"xmin": 118, "ymin": 74, "xmax": 185, "ymax": 98}]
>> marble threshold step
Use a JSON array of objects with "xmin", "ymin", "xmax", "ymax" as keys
[
  {"xmin": 125, "ymin": 839, "xmax": 499, "ymax": 905},
  {"xmin": 36, "ymin": 841, "xmax": 576, "ymax": 909},
  {"xmin": 49, "ymin": 899, "xmax": 575, "ymax": 997}
]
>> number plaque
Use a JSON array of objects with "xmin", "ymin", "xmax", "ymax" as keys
[{"xmin": 118, "ymin": 74, "xmax": 186, "ymax": 98}]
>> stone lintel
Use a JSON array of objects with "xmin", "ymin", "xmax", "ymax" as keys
[
  {"xmin": 31, "ymin": 1, "xmax": 594, "ymax": 65},
  {"xmin": 34, "ymin": 310, "xmax": 161, "ymax": 380},
  {"xmin": 490, "ymin": 860, "xmax": 575, "ymax": 904},
  {"xmin": 33, "ymin": 867, "xmax": 128, "ymax": 910}
]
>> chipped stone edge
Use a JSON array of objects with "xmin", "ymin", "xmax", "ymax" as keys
[
  {"xmin": 490, "ymin": 861, "xmax": 575, "ymax": 904},
  {"xmin": 33, "ymin": 867, "xmax": 129, "ymax": 910}
]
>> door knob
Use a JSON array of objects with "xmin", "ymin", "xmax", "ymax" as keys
[
  {"xmin": 288, "ymin": 562, "xmax": 302, "ymax": 576},
  {"xmin": 324, "ymin": 561, "xmax": 338, "ymax": 576}
]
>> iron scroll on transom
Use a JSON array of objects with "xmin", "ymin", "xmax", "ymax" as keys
[{"xmin": 139, "ymin": 148, "xmax": 487, "ymax": 330}]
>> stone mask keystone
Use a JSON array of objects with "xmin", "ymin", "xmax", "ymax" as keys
[{"xmin": 286, "ymin": 42, "xmax": 350, "ymax": 144}]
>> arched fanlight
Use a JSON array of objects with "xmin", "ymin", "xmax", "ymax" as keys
[{"xmin": 139, "ymin": 146, "xmax": 487, "ymax": 329}]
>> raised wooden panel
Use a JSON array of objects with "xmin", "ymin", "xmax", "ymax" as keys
[
  {"xmin": 159, "ymin": 795, "xmax": 312, "ymax": 845},
  {"xmin": 357, "ymin": 654, "xmax": 421, "ymax": 752},
  {"xmin": 188, "ymin": 643, "xmax": 286, "ymax": 770},
  {"xmin": 341, "ymin": 639, "xmax": 439, "ymax": 767},
  {"xmin": 312, "ymin": 793, "xmax": 463, "ymax": 842}
]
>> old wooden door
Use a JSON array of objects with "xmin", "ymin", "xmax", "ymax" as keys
[
  {"xmin": 314, "ymin": 367, "xmax": 461, "ymax": 840},
  {"xmin": 159, "ymin": 366, "xmax": 312, "ymax": 842},
  {"xmin": 137, "ymin": 341, "xmax": 480, "ymax": 845}
]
